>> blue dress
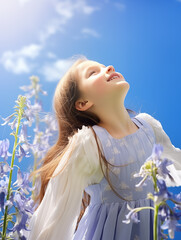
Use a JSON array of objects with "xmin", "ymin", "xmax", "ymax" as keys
[{"xmin": 73, "ymin": 116, "xmax": 156, "ymax": 240}]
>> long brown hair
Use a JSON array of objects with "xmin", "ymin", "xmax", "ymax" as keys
[{"xmin": 30, "ymin": 55, "xmax": 137, "ymax": 232}]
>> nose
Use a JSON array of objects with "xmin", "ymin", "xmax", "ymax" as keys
[{"xmin": 106, "ymin": 65, "xmax": 115, "ymax": 74}]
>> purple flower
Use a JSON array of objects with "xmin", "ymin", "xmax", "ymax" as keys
[
  {"xmin": 0, "ymin": 139, "xmax": 12, "ymax": 161},
  {"xmin": 122, "ymin": 203, "xmax": 140, "ymax": 224},
  {"xmin": 0, "ymin": 192, "xmax": 5, "ymax": 213},
  {"xmin": 0, "ymin": 175, "xmax": 9, "ymax": 213},
  {"xmin": 10, "ymin": 212, "xmax": 30, "ymax": 235},
  {"xmin": 18, "ymin": 123, "xmax": 31, "ymax": 144},
  {"xmin": 15, "ymin": 145, "xmax": 31, "ymax": 162},
  {"xmin": 42, "ymin": 113, "xmax": 58, "ymax": 133},
  {"xmin": 0, "ymin": 162, "xmax": 11, "ymax": 177},
  {"xmin": 158, "ymin": 204, "xmax": 170, "ymax": 222},
  {"xmin": 154, "ymin": 179, "xmax": 173, "ymax": 205},
  {"xmin": 152, "ymin": 144, "xmax": 163, "ymax": 159},
  {"xmin": 133, "ymin": 144, "xmax": 175, "ymax": 188},
  {"xmin": 20, "ymin": 75, "xmax": 47, "ymax": 99},
  {"xmin": 158, "ymin": 226, "xmax": 168, "ymax": 239},
  {"xmin": 23, "ymin": 102, "xmax": 43, "ymax": 127},
  {"xmin": 4, "ymin": 191, "xmax": 14, "ymax": 210},
  {"xmin": 161, "ymin": 212, "xmax": 181, "ymax": 239},
  {"xmin": 156, "ymin": 158, "xmax": 174, "ymax": 181},
  {"xmin": 14, "ymin": 192, "xmax": 28, "ymax": 214},
  {"xmin": 13, "ymin": 169, "xmax": 33, "ymax": 195},
  {"xmin": 1, "ymin": 113, "xmax": 16, "ymax": 126}
]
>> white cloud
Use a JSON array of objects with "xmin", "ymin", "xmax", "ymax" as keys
[
  {"xmin": 0, "ymin": 0, "xmax": 100, "ymax": 75},
  {"xmin": 55, "ymin": 1, "xmax": 74, "ymax": 19},
  {"xmin": 0, "ymin": 44, "xmax": 42, "ymax": 74},
  {"xmin": 114, "ymin": 2, "xmax": 126, "ymax": 11},
  {"xmin": 1, "ymin": 56, "xmax": 32, "ymax": 74},
  {"xmin": 55, "ymin": 0, "xmax": 99, "ymax": 17},
  {"xmin": 40, "ymin": 58, "xmax": 75, "ymax": 82},
  {"xmin": 18, "ymin": 0, "xmax": 31, "ymax": 6},
  {"xmin": 38, "ymin": 18, "xmax": 65, "ymax": 43},
  {"xmin": 47, "ymin": 52, "xmax": 57, "ymax": 59},
  {"xmin": 19, "ymin": 44, "xmax": 42, "ymax": 59},
  {"xmin": 82, "ymin": 5, "xmax": 98, "ymax": 15},
  {"xmin": 81, "ymin": 28, "xmax": 101, "ymax": 38},
  {"xmin": 38, "ymin": 0, "xmax": 100, "ymax": 43}
]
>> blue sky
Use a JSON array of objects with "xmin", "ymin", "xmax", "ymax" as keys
[{"xmin": 0, "ymin": 0, "xmax": 181, "ymax": 237}]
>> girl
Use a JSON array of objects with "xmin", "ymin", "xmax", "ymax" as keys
[{"xmin": 27, "ymin": 56, "xmax": 181, "ymax": 240}]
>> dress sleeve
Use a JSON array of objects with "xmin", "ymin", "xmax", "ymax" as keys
[
  {"xmin": 136, "ymin": 112, "xmax": 181, "ymax": 187},
  {"xmin": 27, "ymin": 125, "xmax": 103, "ymax": 240}
]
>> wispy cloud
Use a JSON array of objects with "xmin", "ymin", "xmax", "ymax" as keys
[
  {"xmin": 0, "ymin": 44, "xmax": 42, "ymax": 74},
  {"xmin": 114, "ymin": 2, "xmax": 126, "ymax": 11},
  {"xmin": 55, "ymin": 0, "xmax": 99, "ymax": 17},
  {"xmin": 81, "ymin": 28, "xmax": 101, "ymax": 38},
  {"xmin": 39, "ymin": 0, "xmax": 100, "ymax": 43},
  {"xmin": 40, "ymin": 58, "xmax": 75, "ymax": 82},
  {"xmin": 18, "ymin": 0, "xmax": 31, "ymax": 6},
  {"xmin": 0, "ymin": 0, "xmax": 100, "ymax": 75},
  {"xmin": 47, "ymin": 52, "xmax": 57, "ymax": 59}
]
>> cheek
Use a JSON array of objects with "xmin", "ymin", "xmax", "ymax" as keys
[{"xmin": 91, "ymin": 78, "xmax": 107, "ymax": 96}]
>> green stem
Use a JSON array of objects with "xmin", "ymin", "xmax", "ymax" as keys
[
  {"xmin": 134, "ymin": 206, "xmax": 155, "ymax": 212},
  {"xmin": 154, "ymin": 204, "xmax": 159, "ymax": 240},
  {"xmin": 32, "ymin": 152, "xmax": 38, "ymax": 200},
  {"xmin": 2, "ymin": 109, "xmax": 22, "ymax": 239},
  {"xmin": 31, "ymin": 99, "xmax": 39, "ymax": 200},
  {"xmin": 151, "ymin": 163, "xmax": 160, "ymax": 240}
]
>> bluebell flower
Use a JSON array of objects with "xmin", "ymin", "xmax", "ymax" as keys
[
  {"xmin": 154, "ymin": 179, "xmax": 173, "ymax": 205},
  {"xmin": 18, "ymin": 123, "xmax": 30, "ymax": 144},
  {"xmin": 0, "ymin": 192, "xmax": 5, "ymax": 214},
  {"xmin": 0, "ymin": 162, "xmax": 11, "ymax": 177},
  {"xmin": 30, "ymin": 129, "xmax": 51, "ymax": 159},
  {"xmin": 15, "ymin": 145, "xmax": 30, "ymax": 162},
  {"xmin": 14, "ymin": 192, "xmax": 28, "ymax": 214},
  {"xmin": 156, "ymin": 158, "xmax": 174, "ymax": 181},
  {"xmin": 0, "ymin": 175, "xmax": 9, "ymax": 213},
  {"xmin": 23, "ymin": 102, "xmax": 43, "ymax": 127},
  {"xmin": 161, "ymin": 211, "xmax": 181, "ymax": 239},
  {"xmin": 42, "ymin": 113, "xmax": 58, "ymax": 133},
  {"xmin": 13, "ymin": 169, "xmax": 33, "ymax": 195},
  {"xmin": 10, "ymin": 211, "xmax": 30, "ymax": 238},
  {"xmin": 4, "ymin": 191, "xmax": 14, "ymax": 210},
  {"xmin": 20, "ymin": 75, "xmax": 47, "ymax": 99},
  {"xmin": 1, "ymin": 113, "xmax": 16, "ymax": 126},
  {"xmin": 133, "ymin": 144, "xmax": 175, "ymax": 188},
  {"xmin": 8, "ymin": 118, "xmax": 18, "ymax": 130},
  {"xmin": 0, "ymin": 139, "xmax": 12, "ymax": 161},
  {"xmin": 158, "ymin": 204, "xmax": 170, "ymax": 222},
  {"xmin": 158, "ymin": 226, "xmax": 168, "ymax": 239},
  {"xmin": 173, "ymin": 192, "xmax": 181, "ymax": 205},
  {"xmin": 122, "ymin": 203, "xmax": 140, "ymax": 224}
]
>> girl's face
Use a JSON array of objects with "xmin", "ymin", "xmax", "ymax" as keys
[{"xmin": 75, "ymin": 60, "xmax": 129, "ymax": 111}]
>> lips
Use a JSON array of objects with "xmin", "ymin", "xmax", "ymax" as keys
[{"xmin": 107, "ymin": 73, "xmax": 122, "ymax": 82}]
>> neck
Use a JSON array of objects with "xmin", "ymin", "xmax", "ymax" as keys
[{"xmin": 96, "ymin": 104, "xmax": 136, "ymax": 137}]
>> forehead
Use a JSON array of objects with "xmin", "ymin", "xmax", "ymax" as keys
[{"xmin": 76, "ymin": 60, "xmax": 102, "ymax": 78}]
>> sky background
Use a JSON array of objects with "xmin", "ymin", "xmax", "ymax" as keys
[{"xmin": 0, "ymin": 0, "xmax": 181, "ymax": 238}]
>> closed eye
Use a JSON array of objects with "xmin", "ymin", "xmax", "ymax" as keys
[{"xmin": 89, "ymin": 71, "xmax": 96, "ymax": 76}]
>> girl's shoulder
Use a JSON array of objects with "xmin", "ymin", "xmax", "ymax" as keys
[
  {"xmin": 69, "ymin": 125, "xmax": 95, "ymax": 145},
  {"xmin": 67, "ymin": 125, "xmax": 100, "ymax": 158},
  {"xmin": 135, "ymin": 112, "xmax": 163, "ymax": 129}
]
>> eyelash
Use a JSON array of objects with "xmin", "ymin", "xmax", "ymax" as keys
[{"xmin": 89, "ymin": 71, "xmax": 96, "ymax": 76}]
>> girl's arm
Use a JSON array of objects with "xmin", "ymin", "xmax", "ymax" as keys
[
  {"xmin": 137, "ymin": 112, "xmax": 181, "ymax": 187},
  {"xmin": 27, "ymin": 126, "xmax": 103, "ymax": 240}
]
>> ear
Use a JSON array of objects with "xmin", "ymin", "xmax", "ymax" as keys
[{"xmin": 75, "ymin": 99, "xmax": 94, "ymax": 111}]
